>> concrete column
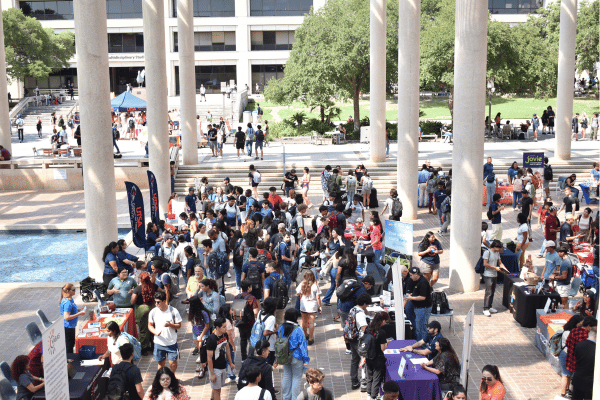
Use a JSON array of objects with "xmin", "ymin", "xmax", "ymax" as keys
[
  {"xmin": 73, "ymin": 0, "xmax": 118, "ymax": 281},
  {"xmin": 555, "ymin": 0, "xmax": 577, "ymax": 160},
  {"xmin": 0, "ymin": 13, "xmax": 11, "ymax": 154},
  {"xmin": 369, "ymin": 0, "xmax": 386, "ymax": 163},
  {"xmin": 448, "ymin": 0, "xmax": 487, "ymax": 293},
  {"xmin": 396, "ymin": 0, "xmax": 419, "ymax": 220},
  {"xmin": 143, "ymin": 0, "xmax": 171, "ymax": 214},
  {"xmin": 177, "ymin": 0, "xmax": 197, "ymax": 165}
]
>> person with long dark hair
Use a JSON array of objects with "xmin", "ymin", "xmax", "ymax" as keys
[
  {"xmin": 443, "ymin": 384, "xmax": 466, "ymax": 400},
  {"xmin": 102, "ymin": 241, "xmax": 119, "ymax": 287},
  {"xmin": 10, "ymin": 355, "xmax": 44, "ymax": 399},
  {"xmin": 218, "ymin": 304, "xmax": 238, "ymax": 382},
  {"xmin": 130, "ymin": 271, "xmax": 157, "ymax": 355},
  {"xmin": 279, "ymin": 308, "xmax": 310, "ymax": 400},
  {"xmin": 98, "ymin": 321, "xmax": 129, "ymax": 365},
  {"xmin": 367, "ymin": 216, "xmax": 385, "ymax": 274},
  {"xmin": 116, "ymin": 239, "xmax": 138, "ymax": 274},
  {"xmin": 479, "ymin": 365, "xmax": 505, "ymax": 400},
  {"xmin": 363, "ymin": 311, "xmax": 389, "ymax": 400},
  {"xmin": 420, "ymin": 338, "xmax": 460, "ymax": 391},
  {"xmin": 417, "ymin": 231, "xmax": 443, "ymax": 288},
  {"xmin": 557, "ymin": 315, "xmax": 584, "ymax": 398},
  {"xmin": 188, "ymin": 293, "xmax": 211, "ymax": 378},
  {"xmin": 143, "ymin": 367, "xmax": 190, "ymax": 400},
  {"xmin": 60, "ymin": 283, "xmax": 85, "ymax": 354}
]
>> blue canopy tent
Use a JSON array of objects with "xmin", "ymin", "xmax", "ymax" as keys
[{"xmin": 110, "ymin": 91, "xmax": 147, "ymax": 112}]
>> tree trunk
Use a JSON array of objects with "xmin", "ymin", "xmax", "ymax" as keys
[
  {"xmin": 320, "ymin": 104, "xmax": 325, "ymax": 123},
  {"xmin": 353, "ymin": 88, "xmax": 360, "ymax": 132}
]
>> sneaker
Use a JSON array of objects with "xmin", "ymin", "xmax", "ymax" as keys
[
  {"xmin": 483, "ymin": 309, "xmax": 491, "ymax": 317},
  {"xmin": 351, "ymin": 383, "xmax": 361, "ymax": 390},
  {"xmin": 196, "ymin": 356, "xmax": 201, "ymax": 363},
  {"xmin": 345, "ymin": 349, "xmax": 352, "ymax": 355},
  {"xmin": 361, "ymin": 385, "xmax": 368, "ymax": 392},
  {"xmin": 536, "ymin": 254, "xmax": 544, "ymax": 258},
  {"xmin": 437, "ymin": 230, "xmax": 444, "ymax": 236},
  {"xmin": 192, "ymin": 348, "xmax": 199, "ymax": 356},
  {"xmin": 534, "ymin": 138, "xmax": 538, "ymax": 142},
  {"xmin": 489, "ymin": 308, "xmax": 498, "ymax": 314}
]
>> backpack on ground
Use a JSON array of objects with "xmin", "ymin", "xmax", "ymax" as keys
[
  {"xmin": 274, "ymin": 325, "xmax": 300, "ymax": 365},
  {"xmin": 487, "ymin": 206, "xmax": 494, "ymax": 221},
  {"xmin": 273, "ymin": 276, "xmax": 289, "ymax": 309},
  {"xmin": 549, "ymin": 330, "xmax": 565, "ymax": 356},
  {"xmin": 106, "ymin": 364, "xmax": 134, "ymax": 400},
  {"xmin": 327, "ymin": 175, "xmax": 339, "ymax": 194},
  {"xmin": 119, "ymin": 332, "xmax": 142, "ymax": 363},
  {"xmin": 544, "ymin": 164, "xmax": 553, "ymax": 181},
  {"xmin": 391, "ymin": 198, "xmax": 403, "ymax": 219},
  {"xmin": 357, "ymin": 330, "xmax": 377, "ymax": 359},
  {"xmin": 247, "ymin": 263, "xmax": 261, "ymax": 287},
  {"xmin": 430, "ymin": 291, "xmax": 451, "ymax": 314},
  {"xmin": 343, "ymin": 306, "xmax": 363, "ymax": 341},
  {"xmin": 336, "ymin": 279, "xmax": 361, "ymax": 302},
  {"xmin": 249, "ymin": 311, "xmax": 269, "ymax": 348}
]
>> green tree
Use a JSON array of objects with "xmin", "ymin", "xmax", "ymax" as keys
[
  {"xmin": 3, "ymin": 8, "xmax": 75, "ymax": 82},
  {"xmin": 575, "ymin": 0, "xmax": 599, "ymax": 73}
]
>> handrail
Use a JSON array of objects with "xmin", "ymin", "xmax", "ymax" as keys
[
  {"xmin": 9, "ymin": 97, "xmax": 34, "ymax": 119},
  {"xmin": 65, "ymin": 101, "xmax": 79, "ymax": 119}
]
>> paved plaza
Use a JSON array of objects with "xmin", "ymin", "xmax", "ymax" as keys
[{"xmin": 0, "ymin": 141, "xmax": 597, "ymax": 400}]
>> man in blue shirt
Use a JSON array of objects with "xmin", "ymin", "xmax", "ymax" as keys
[
  {"xmin": 242, "ymin": 248, "xmax": 265, "ymax": 300},
  {"xmin": 399, "ymin": 321, "xmax": 443, "ymax": 360},
  {"xmin": 417, "ymin": 164, "xmax": 431, "ymax": 208},
  {"xmin": 260, "ymin": 200, "xmax": 273, "ymax": 219},
  {"xmin": 278, "ymin": 233, "xmax": 293, "ymax": 285},
  {"xmin": 489, "ymin": 193, "xmax": 504, "ymax": 240},
  {"xmin": 540, "ymin": 241, "xmax": 561, "ymax": 284},
  {"xmin": 551, "ymin": 246, "xmax": 573, "ymax": 308},
  {"xmin": 433, "ymin": 182, "xmax": 447, "ymax": 228},
  {"xmin": 484, "ymin": 157, "xmax": 497, "ymax": 207},
  {"xmin": 185, "ymin": 187, "xmax": 197, "ymax": 213}
]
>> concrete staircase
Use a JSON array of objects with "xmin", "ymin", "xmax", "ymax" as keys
[
  {"xmin": 18, "ymin": 100, "xmax": 78, "ymax": 126},
  {"xmin": 174, "ymin": 159, "xmax": 595, "ymax": 197}
]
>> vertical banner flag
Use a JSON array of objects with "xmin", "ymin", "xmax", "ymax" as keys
[
  {"xmin": 523, "ymin": 152, "xmax": 544, "ymax": 169},
  {"xmin": 384, "ymin": 220, "xmax": 414, "ymax": 340},
  {"xmin": 125, "ymin": 181, "xmax": 148, "ymax": 249},
  {"xmin": 460, "ymin": 304, "xmax": 475, "ymax": 388},
  {"xmin": 147, "ymin": 170, "xmax": 160, "ymax": 225},
  {"xmin": 43, "ymin": 319, "xmax": 69, "ymax": 400}
]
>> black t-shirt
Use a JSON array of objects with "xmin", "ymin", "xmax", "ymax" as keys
[
  {"xmin": 111, "ymin": 362, "xmax": 143, "ymax": 400},
  {"xmin": 411, "ymin": 276, "xmax": 432, "ymax": 308},
  {"xmin": 206, "ymin": 332, "xmax": 229, "ymax": 370},
  {"xmin": 132, "ymin": 283, "xmax": 158, "ymax": 306},
  {"xmin": 563, "ymin": 195, "xmax": 578, "ymax": 213},
  {"xmin": 521, "ymin": 196, "xmax": 533, "ymax": 219},
  {"xmin": 366, "ymin": 328, "xmax": 387, "ymax": 366},
  {"xmin": 285, "ymin": 172, "xmax": 298, "ymax": 188},
  {"xmin": 560, "ymin": 222, "xmax": 573, "ymax": 243},
  {"xmin": 208, "ymin": 128, "xmax": 218, "ymax": 141},
  {"xmin": 235, "ymin": 131, "xmax": 246, "ymax": 143}
]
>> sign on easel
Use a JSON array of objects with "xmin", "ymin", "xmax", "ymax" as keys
[
  {"xmin": 460, "ymin": 304, "xmax": 475, "ymax": 389},
  {"xmin": 42, "ymin": 319, "xmax": 69, "ymax": 400},
  {"xmin": 398, "ymin": 356, "xmax": 407, "ymax": 379}
]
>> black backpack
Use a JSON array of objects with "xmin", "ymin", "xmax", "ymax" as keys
[
  {"xmin": 272, "ymin": 275, "xmax": 289, "ymax": 309},
  {"xmin": 233, "ymin": 239, "xmax": 244, "ymax": 267},
  {"xmin": 107, "ymin": 364, "xmax": 133, "ymax": 400},
  {"xmin": 247, "ymin": 263, "xmax": 261, "ymax": 287},
  {"xmin": 486, "ymin": 206, "xmax": 494, "ymax": 221},
  {"xmin": 486, "ymin": 173, "xmax": 495, "ymax": 183},
  {"xmin": 431, "ymin": 291, "xmax": 450, "ymax": 314},
  {"xmin": 357, "ymin": 330, "xmax": 378, "ymax": 359},
  {"xmin": 336, "ymin": 279, "xmax": 361, "ymax": 302},
  {"xmin": 544, "ymin": 164, "xmax": 553, "ymax": 181},
  {"xmin": 256, "ymin": 130, "xmax": 265, "ymax": 141},
  {"xmin": 391, "ymin": 198, "xmax": 403, "ymax": 219}
]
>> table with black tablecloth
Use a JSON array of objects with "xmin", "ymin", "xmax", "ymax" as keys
[
  {"xmin": 478, "ymin": 247, "xmax": 519, "ymax": 283},
  {"xmin": 503, "ymin": 275, "xmax": 560, "ymax": 328},
  {"xmin": 32, "ymin": 353, "xmax": 109, "ymax": 400},
  {"xmin": 384, "ymin": 340, "xmax": 442, "ymax": 400}
]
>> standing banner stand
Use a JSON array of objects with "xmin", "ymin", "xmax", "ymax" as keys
[
  {"xmin": 42, "ymin": 318, "xmax": 70, "ymax": 400},
  {"xmin": 460, "ymin": 304, "xmax": 475, "ymax": 391},
  {"xmin": 384, "ymin": 220, "xmax": 414, "ymax": 340}
]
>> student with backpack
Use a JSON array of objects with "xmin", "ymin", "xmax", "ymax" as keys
[
  {"xmin": 488, "ymin": 193, "xmax": 504, "ymax": 241},
  {"xmin": 206, "ymin": 318, "xmax": 235, "ymax": 400},
  {"xmin": 237, "ymin": 342, "xmax": 276, "ymax": 400},
  {"xmin": 107, "ymin": 343, "xmax": 144, "ymax": 400},
  {"xmin": 250, "ymin": 297, "xmax": 278, "ymax": 365},
  {"xmin": 361, "ymin": 312, "xmax": 390, "ymax": 400},
  {"xmin": 263, "ymin": 262, "xmax": 289, "ymax": 325},
  {"xmin": 543, "ymin": 157, "xmax": 553, "ymax": 198},
  {"xmin": 360, "ymin": 172, "xmax": 373, "ymax": 210},
  {"xmin": 277, "ymin": 308, "xmax": 310, "ymax": 400},
  {"xmin": 187, "ymin": 293, "xmax": 211, "ymax": 378},
  {"xmin": 148, "ymin": 291, "xmax": 182, "ymax": 373},
  {"xmin": 381, "ymin": 188, "xmax": 402, "ymax": 221},
  {"xmin": 99, "ymin": 321, "xmax": 134, "ymax": 365},
  {"xmin": 249, "ymin": 164, "xmax": 261, "ymax": 198},
  {"xmin": 246, "ymin": 123, "xmax": 256, "ymax": 157},
  {"xmin": 234, "ymin": 280, "xmax": 260, "ymax": 361},
  {"xmin": 242, "ymin": 248, "xmax": 266, "ymax": 300},
  {"xmin": 235, "ymin": 364, "xmax": 273, "ymax": 400},
  {"xmin": 343, "ymin": 293, "xmax": 373, "ymax": 390}
]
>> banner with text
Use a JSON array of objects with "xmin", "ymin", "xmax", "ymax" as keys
[
  {"xmin": 43, "ymin": 319, "xmax": 69, "ymax": 400},
  {"xmin": 523, "ymin": 152, "xmax": 544, "ymax": 169},
  {"xmin": 125, "ymin": 181, "xmax": 148, "ymax": 249},
  {"xmin": 147, "ymin": 171, "xmax": 160, "ymax": 226},
  {"xmin": 384, "ymin": 220, "xmax": 413, "ymax": 265}
]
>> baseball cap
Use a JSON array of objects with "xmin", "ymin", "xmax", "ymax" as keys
[
  {"xmin": 521, "ymin": 189, "xmax": 529, "ymax": 194},
  {"xmin": 164, "ymin": 233, "xmax": 173, "ymax": 240},
  {"xmin": 291, "ymin": 169, "xmax": 296, "ymax": 173},
  {"xmin": 557, "ymin": 245, "xmax": 569, "ymax": 253},
  {"xmin": 188, "ymin": 187, "xmax": 195, "ymax": 191},
  {"xmin": 584, "ymin": 290, "xmax": 595, "ymax": 298},
  {"xmin": 206, "ymin": 186, "xmax": 213, "ymax": 192},
  {"xmin": 427, "ymin": 321, "xmax": 442, "ymax": 331},
  {"xmin": 409, "ymin": 266, "xmax": 421, "ymax": 275},
  {"xmin": 545, "ymin": 240, "xmax": 556, "ymax": 248},
  {"xmin": 565, "ymin": 213, "xmax": 574, "ymax": 219},
  {"xmin": 533, "ymin": 113, "xmax": 537, "ymax": 116},
  {"xmin": 223, "ymin": 177, "xmax": 229, "ymax": 181}
]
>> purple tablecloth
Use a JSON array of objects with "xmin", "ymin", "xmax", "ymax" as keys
[{"xmin": 385, "ymin": 340, "xmax": 442, "ymax": 400}]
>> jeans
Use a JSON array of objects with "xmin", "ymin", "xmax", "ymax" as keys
[
  {"xmin": 226, "ymin": 343, "xmax": 236, "ymax": 378},
  {"xmin": 349, "ymin": 340, "xmax": 361, "ymax": 385},
  {"xmin": 282, "ymin": 357, "xmax": 304, "ymax": 400},
  {"xmin": 113, "ymin": 137, "xmax": 120, "ymax": 153},
  {"xmin": 440, "ymin": 212, "xmax": 451, "ymax": 233},
  {"xmin": 18, "ymin": 128, "xmax": 24, "ymax": 141},
  {"xmin": 347, "ymin": 189, "xmax": 355, "ymax": 205},
  {"xmin": 485, "ymin": 182, "xmax": 496, "ymax": 207},
  {"xmin": 322, "ymin": 267, "xmax": 337, "ymax": 304},
  {"xmin": 414, "ymin": 306, "xmax": 431, "ymax": 342},
  {"xmin": 538, "ymin": 239, "xmax": 548, "ymax": 257},
  {"xmin": 246, "ymin": 140, "xmax": 253, "ymax": 156},
  {"xmin": 483, "ymin": 276, "xmax": 497, "ymax": 310},
  {"xmin": 281, "ymin": 263, "xmax": 291, "ymax": 287},
  {"xmin": 418, "ymin": 183, "xmax": 427, "ymax": 207},
  {"xmin": 593, "ymin": 265, "xmax": 599, "ymax": 296},
  {"xmin": 373, "ymin": 248, "xmax": 387, "ymax": 275},
  {"xmin": 171, "ymin": 177, "xmax": 175, "ymax": 194},
  {"xmin": 437, "ymin": 208, "xmax": 444, "ymax": 227},
  {"xmin": 234, "ymin": 264, "xmax": 243, "ymax": 290},
  {"xmin": 385, "ymin": 141, "xmax": 389, "ymax": 156},
  {"xmin": 238, "ymin": 326, "xmax": 253, "ymax": 361},
  {"xmin": 405, "ymin": 301, "xmax": 416, "ymax": 335},
  {"xmin": 365, "ymin": 360, "xmax": 386, "ymax": 399},
  {"xmin": 512, "ymin": 191, "xmax": 522, "ymax": 209}
]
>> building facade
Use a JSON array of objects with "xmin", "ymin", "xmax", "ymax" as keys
[{"xmin": 3, "ymin": 0, "xmax": 547, "ymax": 98}]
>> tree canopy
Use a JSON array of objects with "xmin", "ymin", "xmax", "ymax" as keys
[{"xmin": 3, "ymin": 8, "xmax": 75, "ymax": 83}]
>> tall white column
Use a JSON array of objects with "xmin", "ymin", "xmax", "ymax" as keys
[
  {"xmin": 0, "ymin": 14, "xmax": 11, "ymax": 154},
  {"xmin": 555, "ymin": 0, "xmax": 577, "ymax": 160},
  {"xmin": 369, "ymin": 0, "xmax": 386, "ymax": 163},
  {"xmin": 177, "ymin": 0, "xmax": 197, "ymax": 165},
  {"xmin": 396, "ymin": 0, "xmax": 419, "ymax": 220},
  {"xmin": 143, "ymin": 0, "xmax": 170, "ymax": 214},
  {"xmin": 448, "ymin": 0, "xmax": 487, "ymax": 293},
  {"xmin": 73, "ymin": 0, "xmax": 118, "ymax": 281}
]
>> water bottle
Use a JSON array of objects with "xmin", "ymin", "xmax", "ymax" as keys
[
  {"xmin": 437, "ymin": 304, "xmax": 441, "ymax": 314},
  {"xmin": 364, "ymin": 257, "xmax": 368, "ymax": 269}
]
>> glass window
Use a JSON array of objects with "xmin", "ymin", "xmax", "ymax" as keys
[
  {"xmin": 263, "ymin": 31, "xmax": 276, "ymax": 45},
  {"xmin": 489, "ymin": 0, "xmax": 538, "ymax": 14},
  {"xmin": 173, "ymin": 0, "xmax": 235, "ymax": 17},
  {"xmin": 174, "ymin": 65, "xmax": 237, "ymax": 95},
  {"xmin": 252, "ymin": 64, "xmax": 285, "ymax": 91},
  {"xmin": 20, "ymin": 0, "xmax": 74, "ymax": 20},
  {"xmin": 250, "ymin": 0, "xmax": 312, "ymax": 16}
]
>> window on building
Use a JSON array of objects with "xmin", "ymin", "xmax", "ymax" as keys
[
  {"xmin": 251, "ymin": 64, "xmax": 285, "ymax": 90},
  {"xmin": 250, "ymin": 0, "xmax": 312, "ymax": 16},
  {"xmin": 106, "ymin": 0, "xmax": 143, "ymax": 18},
  {"xmin": 20, "ymin": 0, "xmax": 144, "ymax": 19},
  {"xmin": 172, "ymin": 0, "xmax": 235, "ymax": 17},
  {"xmin": 251, "ymin": 31, "xmax": 295, "ymax": 51},
  {"xmin": 108, "ymin": 33, "xmax": 144, "ymax": 52},
  {"xmin": 174, "ymin": 31, "xmax": 236, "ymax": 52},
  {"xmin": 488, "ymin": 0, "xmax": 541, "ymax": 14},
  {"xmin": 174, "ymin": 65, "xmax": 237, "ymax": 95}
]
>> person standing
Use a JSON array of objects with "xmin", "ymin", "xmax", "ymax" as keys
[
  {"xmin": 550, "ymin": 246, "xmax": 574, "ymax": 309},
  {"xmin": 16, "ymin": 114, "xmax": 24, "ymax": 143},
  {"xmin": 235, "ymin": 126, "xmax": 246, "ymax": 160},
  {"xmin": 479, "ymin": 365, "xmax": 506, "ymax": 400},
  {"xmin": 148, "ymin": 291, "xmax": 182, "ymax": 372},
  {"xmin": 255, "ymin": 124, "xmax": 265, "ymax": 160},
  {"xmin": 571, "ymin": 113, "xmax": 580, "ymax": 141},
  {"xmin": 547, "ymin": 106, "xmax": 556, "ymax": 134},
  {"xmin": 278, "ymin": 308, "xmax": 310, "ymax": 400},
  {"xmin": 433, "ymin": 182, "xmax": 447, "ymax": 229},
  {"xmin": 283, "ymin": 169, "xmax": 298, "ymax": 197},
  {"xmin": 208, "ymin": 124, "xmax": 218, "ymax": 157},
  {"xmin": 36, "ymin": 117, "xmax": 42, "ymax": 138},
  {"xmin": 109, "ymin": 343, "xmax": 144, "ymax": 400},
  {"xmin": 571, "ymin": 326, "xmax": 596, "ymax": 400},
  {"xmin": 60, "ymin": 283, "xmax": 86, "ymax": 354},
  {"xmin": 321, "ymin": 165, "xmax": 332, "ymax": 202},
  {"xmin": 343, "ymin": 293, "xmax": 372, "ymax": 390},
  {"xmin": 489, "ymin": 193, "xmax": 504, "ymax": 241},
  {"xmin": 590, "ymin": 112, "xmax": 599, "ymax": 140},
  {"xmin": 404, "ymin": 267, "xmax": 432, "ymax": 342},
  {"xmin": 249, "ymin": 164, "xmax": 261, "ymax": 198},
  {"xmin": 579, "ymin": 112, "xmax": 588, "ymax": 140},
  {"xmin": 363, "ymin": 312, "xmax": 390, "ymax": 400},
  {"xmin": 531, "ymin": 113, "xmax": 540, "ymax": 141},
  {"xmin": 482, "ymin": 240, "xmax": 507, "ymax": 317},
  {"xmin": 539, "ymin": 241, "xmax": 561, "ymax": 284},
  {"xmin": 417, "ymin": 232, "xmax": 443, "ymax": 288},
  {"xmin": 483, "ymin": 157, "xmax": 496, "ymax": 207},
  {"xmin": 418, "ymin": 164, "xmax": 431, "ymax": 208},
  {"xmin": 245, "ymin": 123, "xmax": 255, "ymax": 158},
  {"xmin": 235, "ymin": 364, "xmax": 273, "ymax": 400},
  {"xmin": 200, "ymin": 84, "xmax": 206, "ymax": 102},
  {"xmin": 237, "ymin": 342, "xmax": 276, "ymax": 400}
]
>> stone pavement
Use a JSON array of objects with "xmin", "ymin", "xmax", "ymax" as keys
[{"xmin": 0, "ymin": 191, "xmax": 586, "ymax": 400}]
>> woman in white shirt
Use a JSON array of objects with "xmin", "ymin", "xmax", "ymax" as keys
[
  {"xmin": 296, "ymin": 269, "xmax": 321, "ymax": 345},
  {"xmin": 98, "ymin": 321, "xmax": 130, "ymax": 365},
  {"xmin": 515, "ymin": 213, "xmax": 529, "ymax": 269},
  {"xmin": 577, "ymin": 207, "xmax": 593, "ymax": 243}
]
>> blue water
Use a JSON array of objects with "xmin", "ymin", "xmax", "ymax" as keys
[{"xmin": 0, "ymin": 230, "xmax": 129, "ymax": 283}]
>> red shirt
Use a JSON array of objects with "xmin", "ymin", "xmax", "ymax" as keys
[
  {"xmin": 0, "ymin": 148, "xmax": 11, "ymax": 160},
  {"xmin": 28, "ymin": 341, "xmax": 44, "ymax": 378},
  {"xmin": 268, "ymin": 194, "xmax": 283, "ymax": 208},
  {"xmin": 545, "ymin": 214, "xmax": 558, "ymax": 241},
  {"xmin": 370, "ymin": 225, "xmax": 383, "ymax": 251},
  {"xmin": 566, "ymin": 326, "xmax": 588, "ymax": 372}
]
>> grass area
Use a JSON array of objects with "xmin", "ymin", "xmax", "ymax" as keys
[{"xmin": 246, "ymin": 95, "xmax": 599, "ymax": 123}]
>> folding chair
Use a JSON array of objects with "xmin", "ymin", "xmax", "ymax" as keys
[
  {"xmin": 0, "ymin": 362, "xmax": 16, "ymax": 389},
  {"xmin": 36, "ymin": 309, "xmax": 54, "ymax": 330},
  {"xmin": 434, "ymin": 310, "xmax": 456, "ymax": 336},
  {"xmin": 25, "ymin": 322, "xmax": 42, "ymax": 346},
  {"xmin": 0, "ymin": 377, "xmax": 17, "ymax": 399},
  {"xmin": 555, "ymin": 176, "xmax": 567, "ymax": 197}
]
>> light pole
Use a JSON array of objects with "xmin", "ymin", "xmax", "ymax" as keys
[{"xmin": 487, "ymin": 79, "xmax": 495, "ymax": 134}]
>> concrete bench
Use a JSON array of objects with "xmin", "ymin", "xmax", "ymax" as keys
[
  {"xmin": 0, "ymin": 160, "xmax": 17, "ymax": 169},
  {"xmin": 421, "ymin": 134, "xmax": 437, "ymax": 141},
  {"xmin": 280, "ymin": 136, "xmax": 312, "ymax": 144}
]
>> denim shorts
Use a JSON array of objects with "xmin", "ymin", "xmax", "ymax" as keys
[
  {"xmin": 153, "ymin": 343, "xmax": 179, "ymax": 362},
  {"xmin": 217, "ymin": 142, "xmax": 223, "ymax": 149},
  {"xmin": 255, "ymin": 141, "xmax": 263, "ymax": 149}
]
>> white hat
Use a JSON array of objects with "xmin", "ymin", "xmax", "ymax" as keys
[{"xmin": 546, "ymin": 240, "xmax": 556, "ymax": 247}]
